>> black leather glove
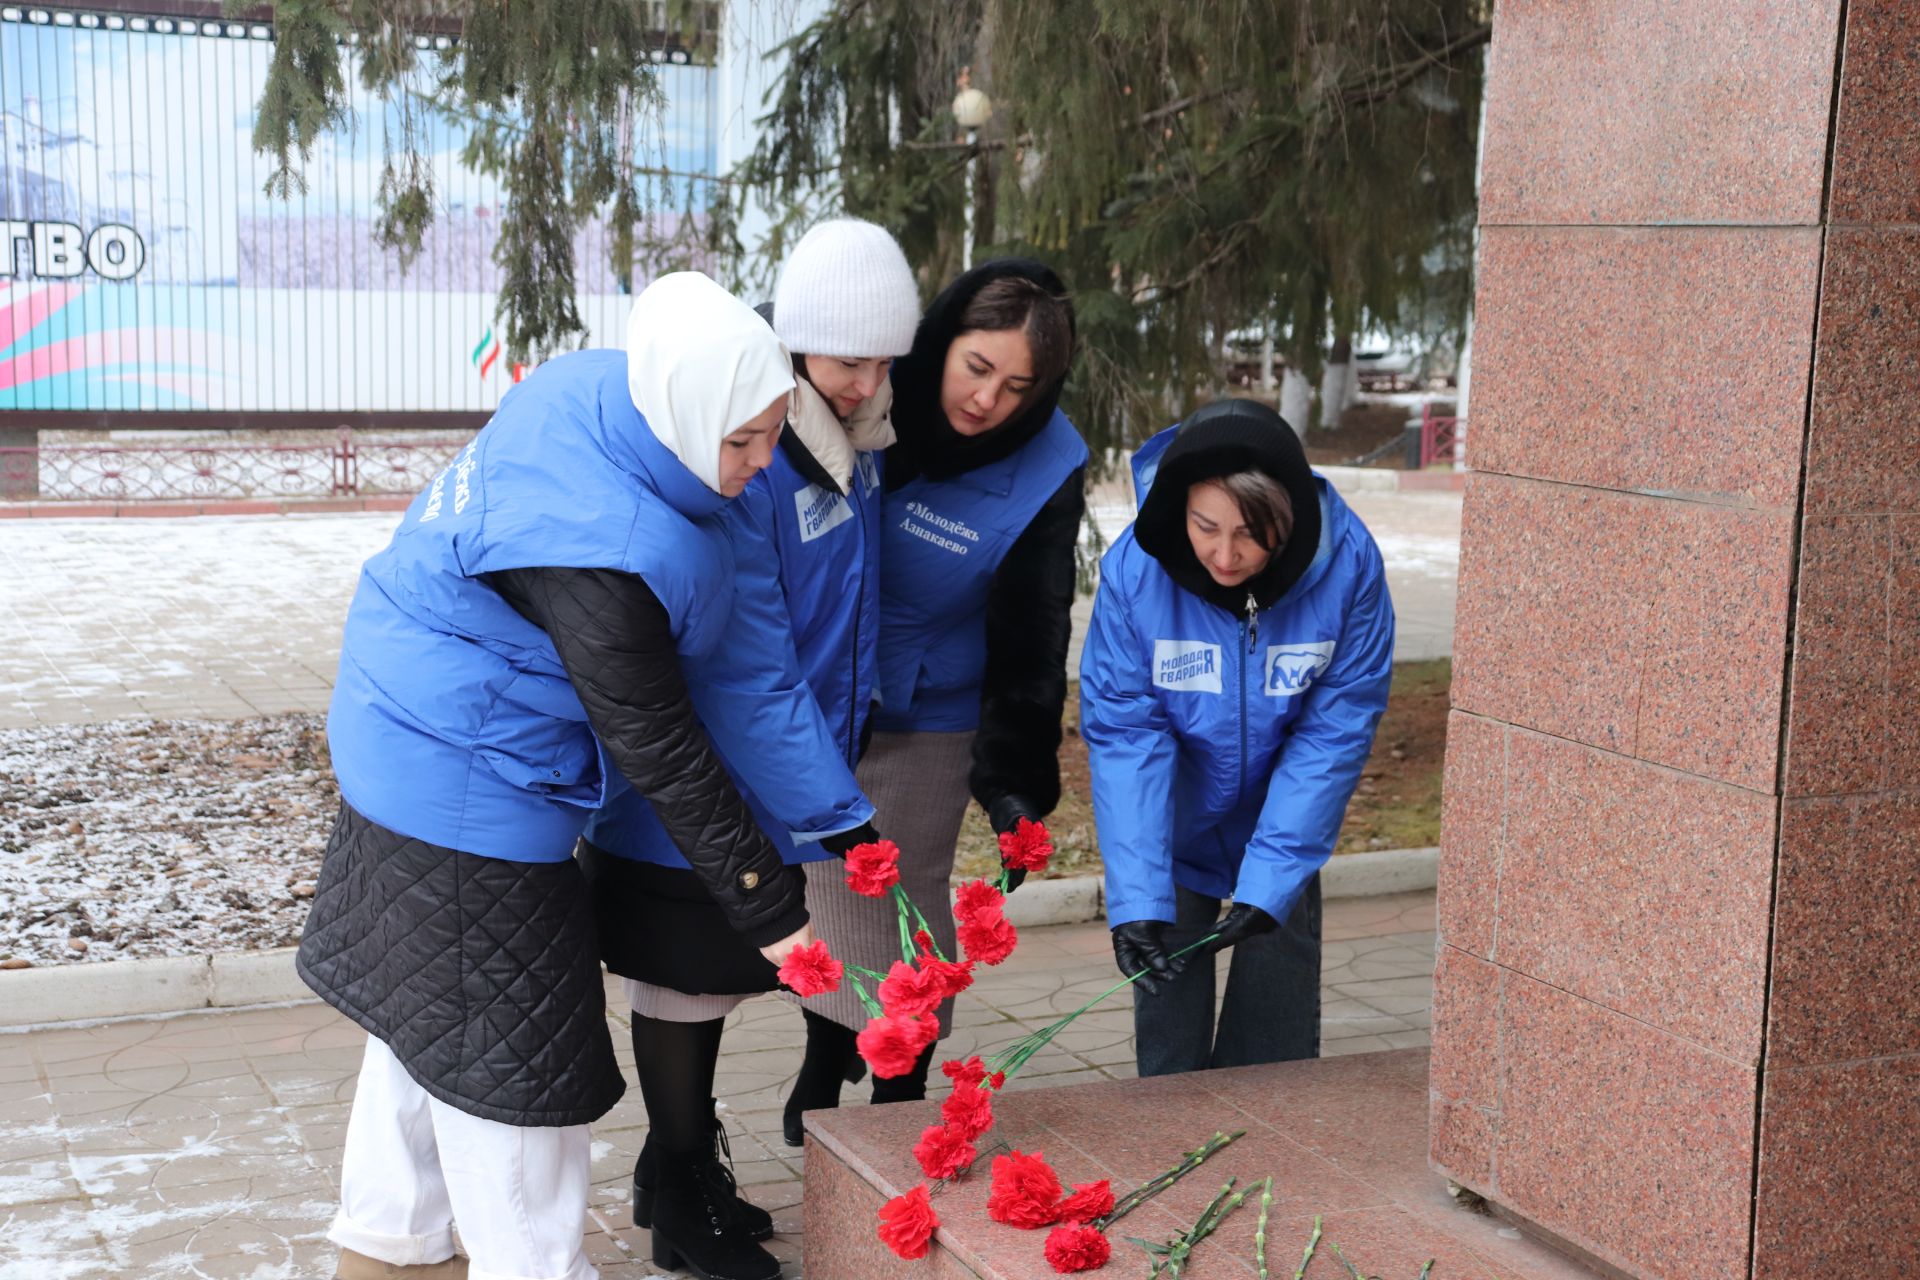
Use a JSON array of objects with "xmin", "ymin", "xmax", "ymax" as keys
[
  {"xmin": 987, "ymin": 794, "xmax": 1041, "ymax": 893},
  {"xmin": 819, "ymin": 822, "xmax": 880, "ymax": 858},
  {"xmin": 1204, "ymin": 902, "xmax": 1277, "ymax": 955},
  {"xmin": 1111, "ymin": 921, "xmax": 1184, "ymax": 997}
]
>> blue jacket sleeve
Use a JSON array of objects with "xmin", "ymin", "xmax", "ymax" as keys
[
  {"xmin": 684, "ymin": 486, "xmax": 874, "ymax": 842},
  {"xmin": 1233, "ymin": 545, "xmax": 1395, "ymax": 920},
  {"xmin": 1078, "ymin": 559, "xmax": 1181, "ymax": 927}
]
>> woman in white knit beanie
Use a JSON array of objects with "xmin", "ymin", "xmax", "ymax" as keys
[{"xmin": 575, "ymin": 219, "xmax": 919, "ymax": 1280}]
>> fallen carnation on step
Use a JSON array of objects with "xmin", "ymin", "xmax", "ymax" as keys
[
  {"xmin": 988, "ymin": 1149, "xmax": 1064, "ymax": 1229},
  {"xmin": 776, "ymin": 938, "xmax": 842, "ymax": 997},
  {"xmin": 1043, "ymin": 1223, "xmax": 1112, "ymax": 1273},
  {"xmin": 877, "ymin": 1183, "xmax": 940, "ymax": 1260},
  {"xmin": 1055, "ymin": 1179, "xmax": 1115, "ymax": 1224},
  {"xmin": 913, "ymin": 1122, "xmax": 978, "ymax": 1181}
]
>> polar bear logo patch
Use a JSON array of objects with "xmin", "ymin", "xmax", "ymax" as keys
[{"xmin": 1264, "ymin": 641, "xmax": 1336, "ymax": 696}]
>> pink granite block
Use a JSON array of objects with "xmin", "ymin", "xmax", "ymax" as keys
[
  {"xmin": 801, "ymin": 1135, "xmax": 982, "ymax": 1279},
  {"xmin": 1782, "ymin": 514, "xmax": 1890, "ymax": 795},
  {"xmin": 1766, "ymin": 795, "xmax": 1920, "ymax": 1068},
  {"xmin": 1828, "ymin": 0, "xmax": 1920, "ymax": 224},
  {"xmin": 1479, "ymin": 0, "xmax": 1840, "ymax": 226},
  {"xmin": 1428, "ymin": 946, "xmax": 1500, "ymax": 1189},
  {"xmin": 1469, "ymin": 226, "xmax": 1820, "ymax": 507},
  {"xmin": 1752, "ymin": 1055, "xmax": 1920, "ymax": 1278},
  {"xmin": 1886, "ymin": 518, "xmax": 1920, "ymax": 788},
  {"xmin": 1805, "ymin": 229, "xmax": 1920, "ymax": 515},
  {"xmin": 1438, "ymin": 711, "xmax": 1505, "ymax": 960},
  {"xmin": 1495, "ymin": 974, "xmax": 1756, "ymax": 1280},
  {"xmin": 1453, "ymin": 474, "xmax": 1794, "ymax": 791},
  {"xmin": 1497, "ymin": 730, "xmax": 1775, "ymax": 1060}
]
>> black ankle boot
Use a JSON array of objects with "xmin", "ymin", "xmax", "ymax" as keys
[
  {"xmin": 633, "ymin": 1102, "xmax": 773, "ymax": 1241},
  {"xmin": 649, "ymin": 1153, "xmax": 782, "ymax": 1280}
]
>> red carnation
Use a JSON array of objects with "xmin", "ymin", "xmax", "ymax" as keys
[
  {"xmin": 997, "ymin": 817, "xmax": 1056, "ymax": 873},
  {"xmin": 958, "ymin": 911, "xmax": 1018, "ymax": 965},
  {"xmin": 776, "ymin": 939, "xmax": 842, "ymax": 997},
  {"xmin": 941, "ymin": 1055, "xmax": 988, "ymax": 1089},
  {"xmin": 844, "ymin": 839, "xmax": 902, "ymax": 897},
  {"xmin": 914, "ymin": 927, "xmax": 935, "ymax": 953},
  {"xmin": 857, "ymin": 1013, "xmax": 938, "ymax": 1079},
  {"xmin": 877, "ymin": 1183, "xmax": 939, "ymax": 1260},
  {"xmin": 912, "ymin": 1122, "xmax": 977, "ymax": 1181},
  {"xmin": 953, "ymin": 877, "xmax": 1006, "ymax": 923},
  {"xmin": 878, "ymin": 960, "xmax": 944, "ymax": 1020},
  {"xmin": 917, "ymin": 952, "xmax": 976, "ymax": 1000},
  {"xmin": 987, "ymin": 1149, "xmax": 1064, "ymax": 1229},
  {"xmin": 940, "ymin": 1079, "xmax": 995, "ymax": 1141},
  {"xmin": 1044, "ymin": 1223, "xmax": 1112, "ymax": 1272},
  {"xmin": 1055, "ymin": 1180, "xmax": 1115, "ymax": 1224},
  {"xmin": 989, "ymin": 1071, "xmax": 1006, "ymax": 1089}
]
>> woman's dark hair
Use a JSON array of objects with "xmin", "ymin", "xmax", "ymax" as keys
[
  {"xmin": 1198, "ymin": 470, "xmax": 1295, "ymax": 552},
  {"xmin": 955, "ymin": 275, "xmax": 1074, "ymax": 394}
]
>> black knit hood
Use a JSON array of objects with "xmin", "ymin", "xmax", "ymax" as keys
[
  {"xmin": 1133, "ymin": 399, "xmax": 1322, "ymax": 612},
  {"xmin": 886, "ymin": 258, "xmax": 1075, "ymax": 486}
]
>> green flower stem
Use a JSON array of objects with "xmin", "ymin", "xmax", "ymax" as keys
[
  {"xmin": 1094, "ymin": 1129, "xmax": 1245, "ymax": 1232},
  {"xmin": 1255, "ymin": 1176, "xmax": 1273, "ymax": 1278},
  {"xmin": 1293, "ymin": 1214, "xmax": 1322, "ymax": 1280},
  {"xmin": 985, "ymin": 933, "xmax": 1221, "ymax": 1079},
  {"xmin": 1139, "ymin": 1177, "xmax": 1251, "ymax": 1278}
]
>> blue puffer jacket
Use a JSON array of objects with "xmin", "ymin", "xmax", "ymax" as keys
[
  {"xmin": 327, "ymin": 349, "xmax": 736, "ymax": 861},
  {"xmin": 1081, "ymin": 412, "xmax": 1395, "ymax": 925},
  {"xmin": 584, "ymin": 406, "xmax": 882, "ymax": 866}
]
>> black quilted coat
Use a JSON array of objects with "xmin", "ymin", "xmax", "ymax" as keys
[{"xmin": 299, "ymin": 566, "xmax": 806, "ymax": 1126}]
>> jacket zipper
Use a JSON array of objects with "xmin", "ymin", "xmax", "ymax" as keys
[
  {"xmin": 847, "ymin": 483, "xmax": 865, "ymax": 766},
  {"xmin": 1238, "ymin": 594, "xmax": 1252, "ymax": 801}
]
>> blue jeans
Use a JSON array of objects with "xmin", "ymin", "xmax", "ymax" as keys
[{"xmin": 1132, "ymin": 877, "xmax": 1322, "ymax": 1077}]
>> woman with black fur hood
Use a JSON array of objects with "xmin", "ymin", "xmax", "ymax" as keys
[
  {"xmin": 781, "ymin": 259, "xmax": 1088, "ymax": 1139},
  {"xmin": 1080, "ymin": 399, "xmax": 1394, "ymax": 1076}
]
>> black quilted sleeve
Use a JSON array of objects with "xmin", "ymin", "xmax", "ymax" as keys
[
  {"xmin": 969, "ymin": 466, "xmax": 1087, "ymax": 816},
  {"xmin": 488, "ymin": 566, "xmax": 807, "ymax": 947}
]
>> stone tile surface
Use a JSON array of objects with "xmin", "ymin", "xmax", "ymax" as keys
[
  {"xmin": 1782, "ymin": 515, "xmax": 1892, "ymax": 795},
  {"xmin": 1752, "ymin": 1054, "xmax": 1920, "ymax": 1278},
  {"xmin": 1453, "ymin": 473, "xmax": 1795, "ymax": 791},
  {"xmin": 1804, "ymin": 229, "xmax": 1920, "ymax": 516},
  {"xmin": 1766, "ymin": 795, "xmax": 1920, "ymax": 1069},
  {"xmin": 1478, "ymin": 0, "xmax": 1840, "ymax": 226},
  {"xmin": 1828, "ymin": 0, "xmax": 1920, "ymax": 224},
  {"xmin": 1437, "ymin": 711, "xmax": 1504, "ymax": 959},
  {"xmin": 1469, "ymin": 226, "xmax": 1820, "ymax": 507}
]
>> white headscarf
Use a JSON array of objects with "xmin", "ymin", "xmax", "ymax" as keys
[{"xmin": 626, "ymin": 272, "xmax": 795, "ymax": 494}]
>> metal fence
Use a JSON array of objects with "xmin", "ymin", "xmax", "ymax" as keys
[{"xmin": 0, "ymin": 428, "xmax": 464, "ymax": 501}]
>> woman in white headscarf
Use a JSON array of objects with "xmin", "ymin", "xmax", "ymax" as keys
[{"xmin": 301, "ymin": 274, "xmax": 810, "ymax": 1280}]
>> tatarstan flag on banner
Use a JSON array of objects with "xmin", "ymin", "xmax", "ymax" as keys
[{"xmin": 471, "ymin": 326, "xmax": 501, "ymax": 380}]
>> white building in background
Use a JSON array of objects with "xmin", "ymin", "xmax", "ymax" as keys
[{"xmin": 0, "ymin": 0, "xmax": 779, "ymax": 426}]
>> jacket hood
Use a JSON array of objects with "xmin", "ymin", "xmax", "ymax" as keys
[
  {"xmin": 626, "ymin": 272, "xmax": 794, "ymax": 495},
  {"xmin": 1131, "ymin": 399, "xmax": 1322, "ymax": 611},
  {"xmin": 886, "ymin": 258, "xmax": 1075, "ymax": 485}
]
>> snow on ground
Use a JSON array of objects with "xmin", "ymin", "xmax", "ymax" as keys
[{"xmin": 0, "ymin": 715, "xmax": 336, "ymax": 968}]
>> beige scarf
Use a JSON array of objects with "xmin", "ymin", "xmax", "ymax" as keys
[{"xmin": 785, "ymin": 376, "xmax": 897, "ymax": 493}]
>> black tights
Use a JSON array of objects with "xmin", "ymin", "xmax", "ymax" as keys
[
  {"xmin": 631, "ymin": 1013, "xmax": 725, "ymax": 1157},
  {"xmin": 789, "ymin": 1007, "xmax": 937, "ymax": 1113}
]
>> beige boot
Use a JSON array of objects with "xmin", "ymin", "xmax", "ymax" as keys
[{"xmin": 334, "ymin": 1247, "xmax": 470, "ymax": 1279}]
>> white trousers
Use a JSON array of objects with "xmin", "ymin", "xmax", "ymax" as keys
[{"xmin": 329, "ymin": 1036, "xmax": 598, "ymax": 1280}]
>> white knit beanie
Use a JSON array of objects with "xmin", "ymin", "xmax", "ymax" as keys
[{"xmin": 772, "ymin": 218, "xmax": 921, "ymax": 359}]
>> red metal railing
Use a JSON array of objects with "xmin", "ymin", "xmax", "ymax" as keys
[
  {"xmin": 1419, "ymin": 403, "xmax": 1461, "ymax": 470},
  {"xmin": 0, "ymin": 428, "xmax": 466, "ymax": 503}
]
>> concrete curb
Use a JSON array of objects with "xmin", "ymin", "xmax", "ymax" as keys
[
  {"xmin": 1318, "ymin": 465, "xmax": 1467, "ymax": 495},
  {"xmin": 3, "ymin": 848, "xmax": 1440, "ymax": 1030}
]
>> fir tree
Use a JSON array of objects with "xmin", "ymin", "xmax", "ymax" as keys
[{"xmin": 741, "ymin": 0, "xmax": 1489, "ymax": 453}]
